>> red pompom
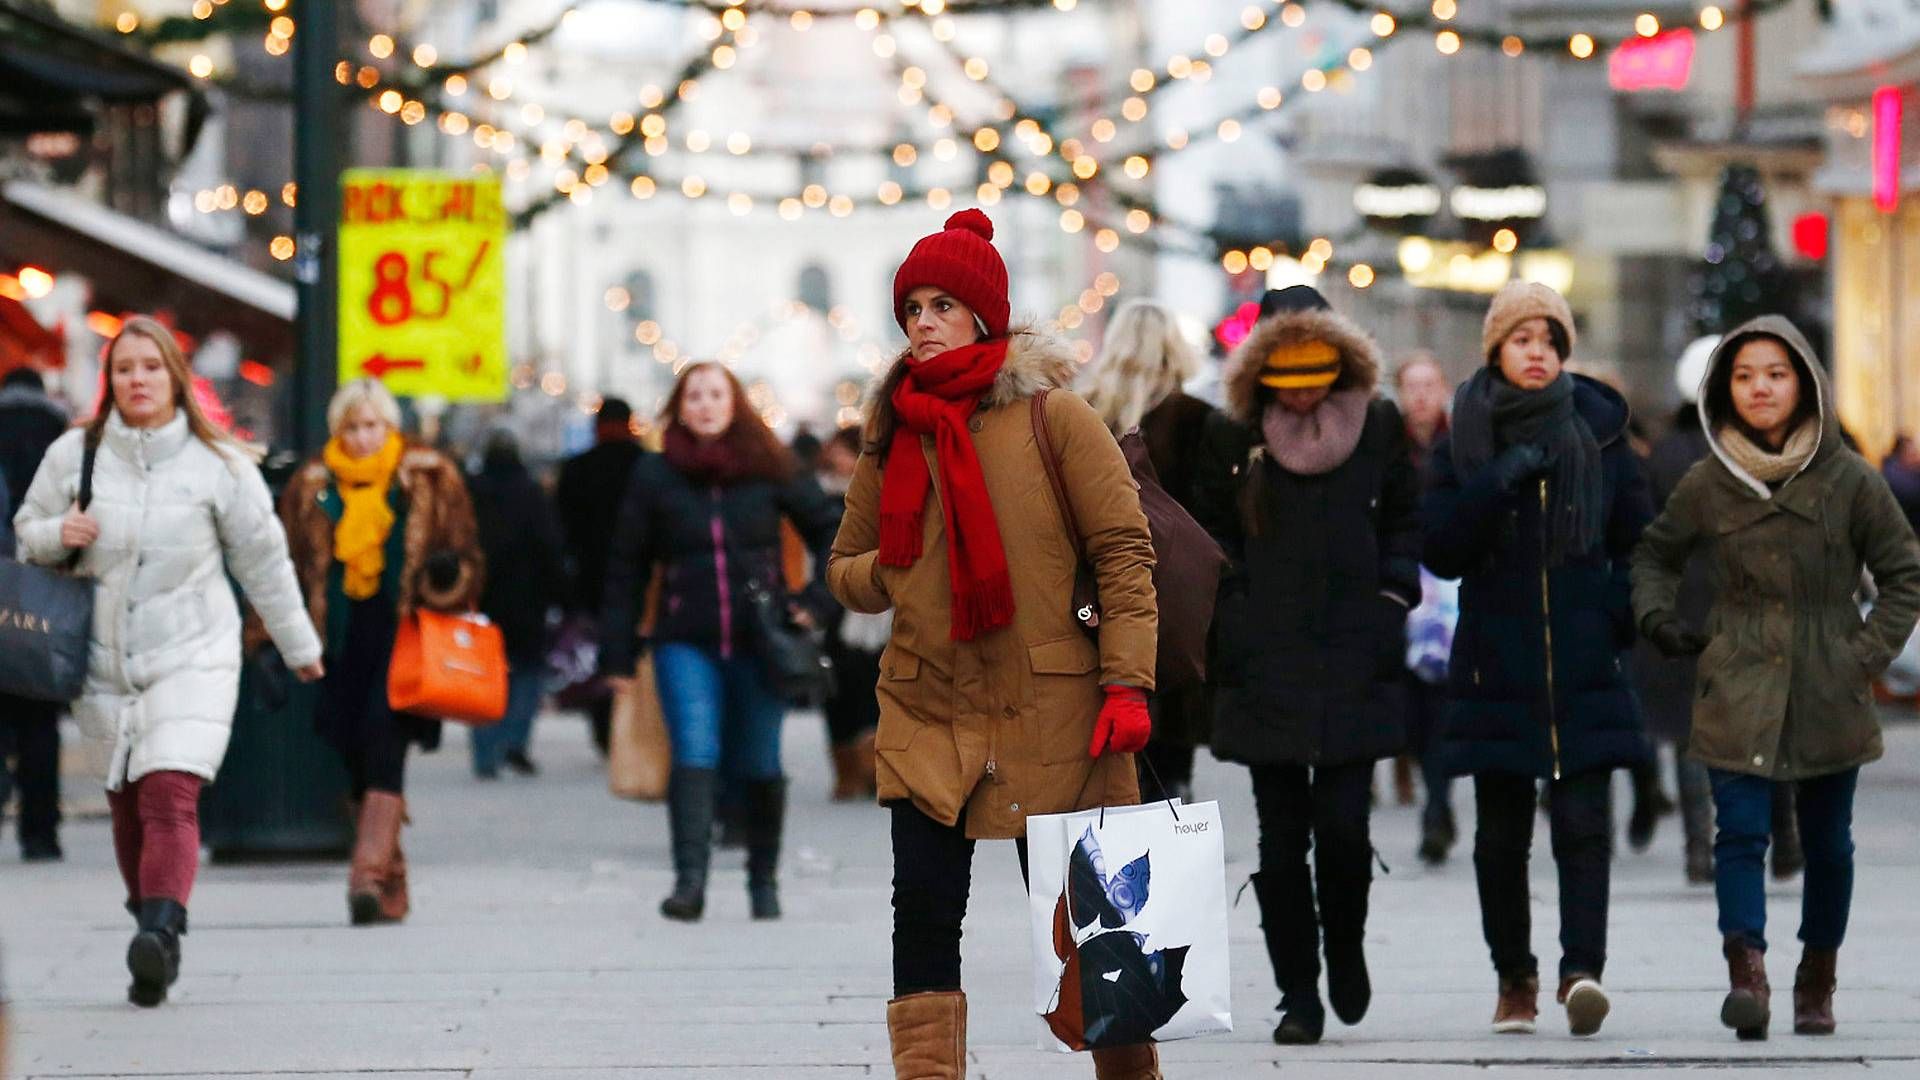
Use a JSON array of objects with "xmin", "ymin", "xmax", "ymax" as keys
[{"xmin": 944, "ymin": 208, "xmax": 994, "ymax": 241}]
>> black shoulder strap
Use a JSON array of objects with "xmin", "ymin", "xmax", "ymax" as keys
[
  {"xmin": 64, "ymin": 433, "xmax": 100, "ymax": 572},
  {"xmin": 77, "ymin": 434, "xmax": 99, "ymax": 512}
]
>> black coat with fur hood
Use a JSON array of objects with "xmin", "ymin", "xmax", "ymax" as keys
[{"xmin": 1191, "ymin": 306, "xmax": 1420, "ymax": 768}]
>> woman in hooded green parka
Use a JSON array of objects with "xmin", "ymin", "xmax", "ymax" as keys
[{"xmin": 1633, "ymin": 316, "xmax": 1920, "ymax": 1041}]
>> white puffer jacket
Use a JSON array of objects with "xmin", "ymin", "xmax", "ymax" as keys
[{"xmin": 12, "ymin": 412, "xmax": 322, "ymax": 790}]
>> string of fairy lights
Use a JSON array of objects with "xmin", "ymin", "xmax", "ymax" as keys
[
  {"xmin": 167, "ymin": 0, "xmax": 1791, "ymax": 265},
  {"xmin": 138, "ymin": 0, "xmax": 1799, "ymax": 357}
]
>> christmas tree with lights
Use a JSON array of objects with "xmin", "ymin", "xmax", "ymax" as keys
[{"xmin": 1687, "ymin": 164, "xmax": 1795, "ymax": 336}]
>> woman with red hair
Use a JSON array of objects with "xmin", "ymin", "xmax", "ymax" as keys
[{"xmin": 599, "ymin": 361, "xmax": 841, "ymax": 923}]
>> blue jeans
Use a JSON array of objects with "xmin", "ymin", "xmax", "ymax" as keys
[
  {"xmin": 471, "ymin": 669, "xmax": 544, "ymax": 775},
  {"xmin": 653, "ymin": 642, "xmax": 786, "ymax": 780},
  {"xmin": 1709, "ymin": 767, "xmax": 1859, "ymax": 952}
]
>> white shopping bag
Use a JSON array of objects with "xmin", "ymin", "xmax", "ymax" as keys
[{"xmin": 1027, "ymin": 798, "xmax": 1233, "ymax": 1052}]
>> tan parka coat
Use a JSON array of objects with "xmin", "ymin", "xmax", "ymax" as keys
[
  {"xmin": 828, "ymin": 329, "xmax": 1157, "ymax": 839},
  {"xmin": 1632, "ymin": 316, "xmax": 1920, "ymax": 780}
]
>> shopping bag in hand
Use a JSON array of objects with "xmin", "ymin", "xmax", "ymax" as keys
[{"xmin": 1027, "ymin": 799, "xmax": 1233, "ymax": 1051}]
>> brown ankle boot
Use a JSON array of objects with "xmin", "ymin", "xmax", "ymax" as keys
[
  {"xmin": 829, "ymin": 743, "xmax": 864, "ymax": 801},
  {"xmin": 1491, "ymin": 973, "xmax": 1538, "ymax": 1034},
  {"xmin": 887, "ymin": 991, "xmax": 965, "ymax": 1080},
  {"xmin": 381, "ymin": 827, "xmax": 410, "ymax": 922},
  {"xmin": 1557, "ymin": 974, "xmax": 1610, "ymax": 1037},
  {"xmin": 1793, "ymin": 948, "xmax": 1836, "ymax": 1035},
  {"xmin": 1091, "ymin": 1042, "xmax": 1161, "ymax": 1079},
  {"xmin": 852, "ymin": 730, "xmax": 877, "ymax": 795},
  {"xmin": 347, "ymin": 797, "xmax": 386, "ymax": 925},
  {"xmin": 349, "ymin": 793, "xmax": 408, "ymax": 926},
  {"xmin": 1721, "ymin": 936, "xmax": 1771, "ymax": 1040}
]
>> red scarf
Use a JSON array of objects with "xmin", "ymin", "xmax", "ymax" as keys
[
  {"xmin": 664, "ymin": 425, "xmax": 747, "ymax": 486},
  {"xmin": 879, "ymin": 340, "xmax": 1015, "ymax": 640}
]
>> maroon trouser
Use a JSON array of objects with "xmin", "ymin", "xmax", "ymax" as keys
[{"xmin": 106, "ymin": 771, "xmax": 204, "ymax": 906}]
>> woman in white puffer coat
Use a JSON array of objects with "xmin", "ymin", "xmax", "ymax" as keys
[{"xmin": 12, "ymin": 316, "xmax": 323, "ymax": 1008}]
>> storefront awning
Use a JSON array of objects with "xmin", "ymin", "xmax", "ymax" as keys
[
  {"xmin": 0, "ymin": 294, "xmax": 62, "ymax": 375},
  {"xmin": 0, "ymin": 180, "xmax": 295, "ymax": 358},
  {"xmin": 0, "ymin": 1, "xmax": 205, "ymax": 137}
]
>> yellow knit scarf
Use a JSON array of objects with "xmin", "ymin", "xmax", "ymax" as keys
[{"xmin": 324, "ymin": 432, "xmax": 405, "ymax": 600}]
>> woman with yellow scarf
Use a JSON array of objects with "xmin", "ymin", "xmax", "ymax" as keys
[{"xmin": 281, "ymin": 378, "xmax": 482, "ymax": 926}]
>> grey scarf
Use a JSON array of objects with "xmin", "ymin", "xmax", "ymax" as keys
[{"xmin": 1451, "ymin": 369, "xmax": 1603, "ymax": 567}]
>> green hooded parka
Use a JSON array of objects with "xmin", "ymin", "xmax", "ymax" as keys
[{"xmin": 1631, "ymin": 316, "xmax": 1920, "ymax": 780}]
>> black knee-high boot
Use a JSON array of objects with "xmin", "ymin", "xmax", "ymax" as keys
[
  {"xmin": 1251, "ymin": 869, "xmax": 1324, "ymax": 1044},
  {"xmin": 662, "ymin": 768, "xmax": 717, "ymax": 921},
  {"xmin": 744, "ymin": 778, "xmax": 786, "ymax": 920},
  {"xmin": 1317, "ymin": 840, "xmax": 1374, "ymax": 1026}
]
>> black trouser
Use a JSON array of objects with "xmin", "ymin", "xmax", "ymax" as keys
[
  {"xmin": 1248, "ymin": 761, "xmax": 1374, "ymax": 988},
  {"xmin": 0, "ymin": 694, "xmax": 60, "ymax": 848},
  {"xmin": 889, "ymin": 800, "xmax": 1028, "ymax": 997},
  {"xmin": 1472, "ymin": 769, "xmax": 1612, "ymax": 983},
  {"xmin": 320, "ymin": 599, "xmax": 411, "ymax": 798},
  {"xmin": 1403, "ymin": 676, "xmax": 1455, "ymax": 832}
]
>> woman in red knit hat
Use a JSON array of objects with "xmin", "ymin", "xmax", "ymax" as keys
[{"xmin": 827, "ymin": 210, "xmax": 1163, "ymax": 1080}]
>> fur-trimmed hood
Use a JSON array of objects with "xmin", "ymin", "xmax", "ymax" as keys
[
  {"xmin": 862, "ymin": 323, "xmax": 1079, "ymax": 449},
  {"xmin": 1223, "ymin": 306, "xmax": 1381, "ymax": 423}
]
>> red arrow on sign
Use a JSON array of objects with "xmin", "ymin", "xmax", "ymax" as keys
[{"xmin": 362, "ymin": 352, "xmax": 426, "ymax": 378}]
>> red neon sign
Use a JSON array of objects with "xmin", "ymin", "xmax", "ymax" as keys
[
  {"xmin": 1873, "ymin": 85, "xmax": 1902, "ymax": 214},
  {"xmin": 1608, "ymin": 29, "xmax": 1696, "ymax": 93}
]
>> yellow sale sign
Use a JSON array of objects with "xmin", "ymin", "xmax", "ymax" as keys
[{"xmin": 338, "ymin": 169, "xmax": 506, "ymax": 402}]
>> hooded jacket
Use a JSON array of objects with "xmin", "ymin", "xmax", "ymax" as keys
[
  {"xmin": 827, "ymin": 328, "xmax": 1156, "ymax": 840},
  {"xmin": 13, "ymin": 413, "xmax": 322, "ymax": 789},
  {"xmin": 1631, "ymin": 316, "xmax": 1920, "ymax": 780},
  {"xmin": 1423, "ymin": 374, "xmax": 1654, "ymax": 780},
  {"xmin": 1192, "ymin": 306, "xmax": 1420, "ymax": 767}
]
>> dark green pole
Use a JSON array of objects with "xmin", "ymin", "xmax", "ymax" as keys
[{"xmin": 291, "ymin": 0, "xmax": 339, "ymax": 455}]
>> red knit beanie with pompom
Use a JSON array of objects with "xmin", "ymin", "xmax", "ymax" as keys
[{"xmin": 892, "ymin": 209, "xmax": 1010, "ymax": 339}]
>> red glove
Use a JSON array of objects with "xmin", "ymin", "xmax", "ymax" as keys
[{"xmin": 1090, "ymin": 685, "xmax": 1151, "ymax": 758}]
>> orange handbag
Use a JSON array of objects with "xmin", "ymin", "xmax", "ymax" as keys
[{"xmin": 387, "ymin": 609, "xmax": 509, "ymax": 725}]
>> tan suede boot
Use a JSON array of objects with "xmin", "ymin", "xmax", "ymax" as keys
[
  {"xmin": 887, "ymin": 991, "xmax": 965, "ymax": 1080},
  {"xmin": 1091, "ymin": 1042, "xmax": 1162, "ymax": 1079},
  {"xmin": 377, "ymin": 794, "xmax": 410, "ymax": 922},
  {"xmin": 830, "ymin": 743, "xmax": 864, "ymax": 801},
  {"xmin": 349, "ymin": 793, "xmax": 408, "ymax": 925},
  {"xmin": 347, "ymin": 798, "xmax": 386, "ymax": 925}
]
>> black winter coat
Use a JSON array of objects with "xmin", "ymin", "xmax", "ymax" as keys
[
  {"xmin": 468, "ymin": 461, "xmax": 569, "ymax": 665},
  {"xmin": 599, "ymin": 454, "xmax": 841, "ymax": 676},
  {"xmin": 1193, "ymin": 302, "xmax": 1421, "ymax": 768},
  {"xmin": 1195, "ymin": 401, "xmax": 1422, "ymax": 767},
  {"xmin": 557, "ymin": 439, "xmax": 646, "ymax": 614},
  {"xmin": 1422, "ymin": 375, "xmax": 1654, "ymax": 780},
  {"xmin": 0, "ymin": 382, "xmax": 69, "ymax": 510}
]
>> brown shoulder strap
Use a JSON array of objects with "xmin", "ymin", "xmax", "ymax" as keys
[{"xmin": 1030, "ymin": 388, "xmax": 1084, "ymax": 559}]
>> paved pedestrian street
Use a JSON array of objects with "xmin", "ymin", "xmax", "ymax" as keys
[{"xmin": 4, "ymin": 713, "xmax": 1919, "ymax": 1079}]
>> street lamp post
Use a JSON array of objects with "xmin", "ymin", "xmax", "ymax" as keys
[{"xmin": 291, "ymin": 0, "xmax": 340, "ymax": 455}]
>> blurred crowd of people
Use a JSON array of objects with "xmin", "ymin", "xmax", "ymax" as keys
[{"xmin": 6, "ymin": 210, "xmax": 1920, "ymax": 1075}]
